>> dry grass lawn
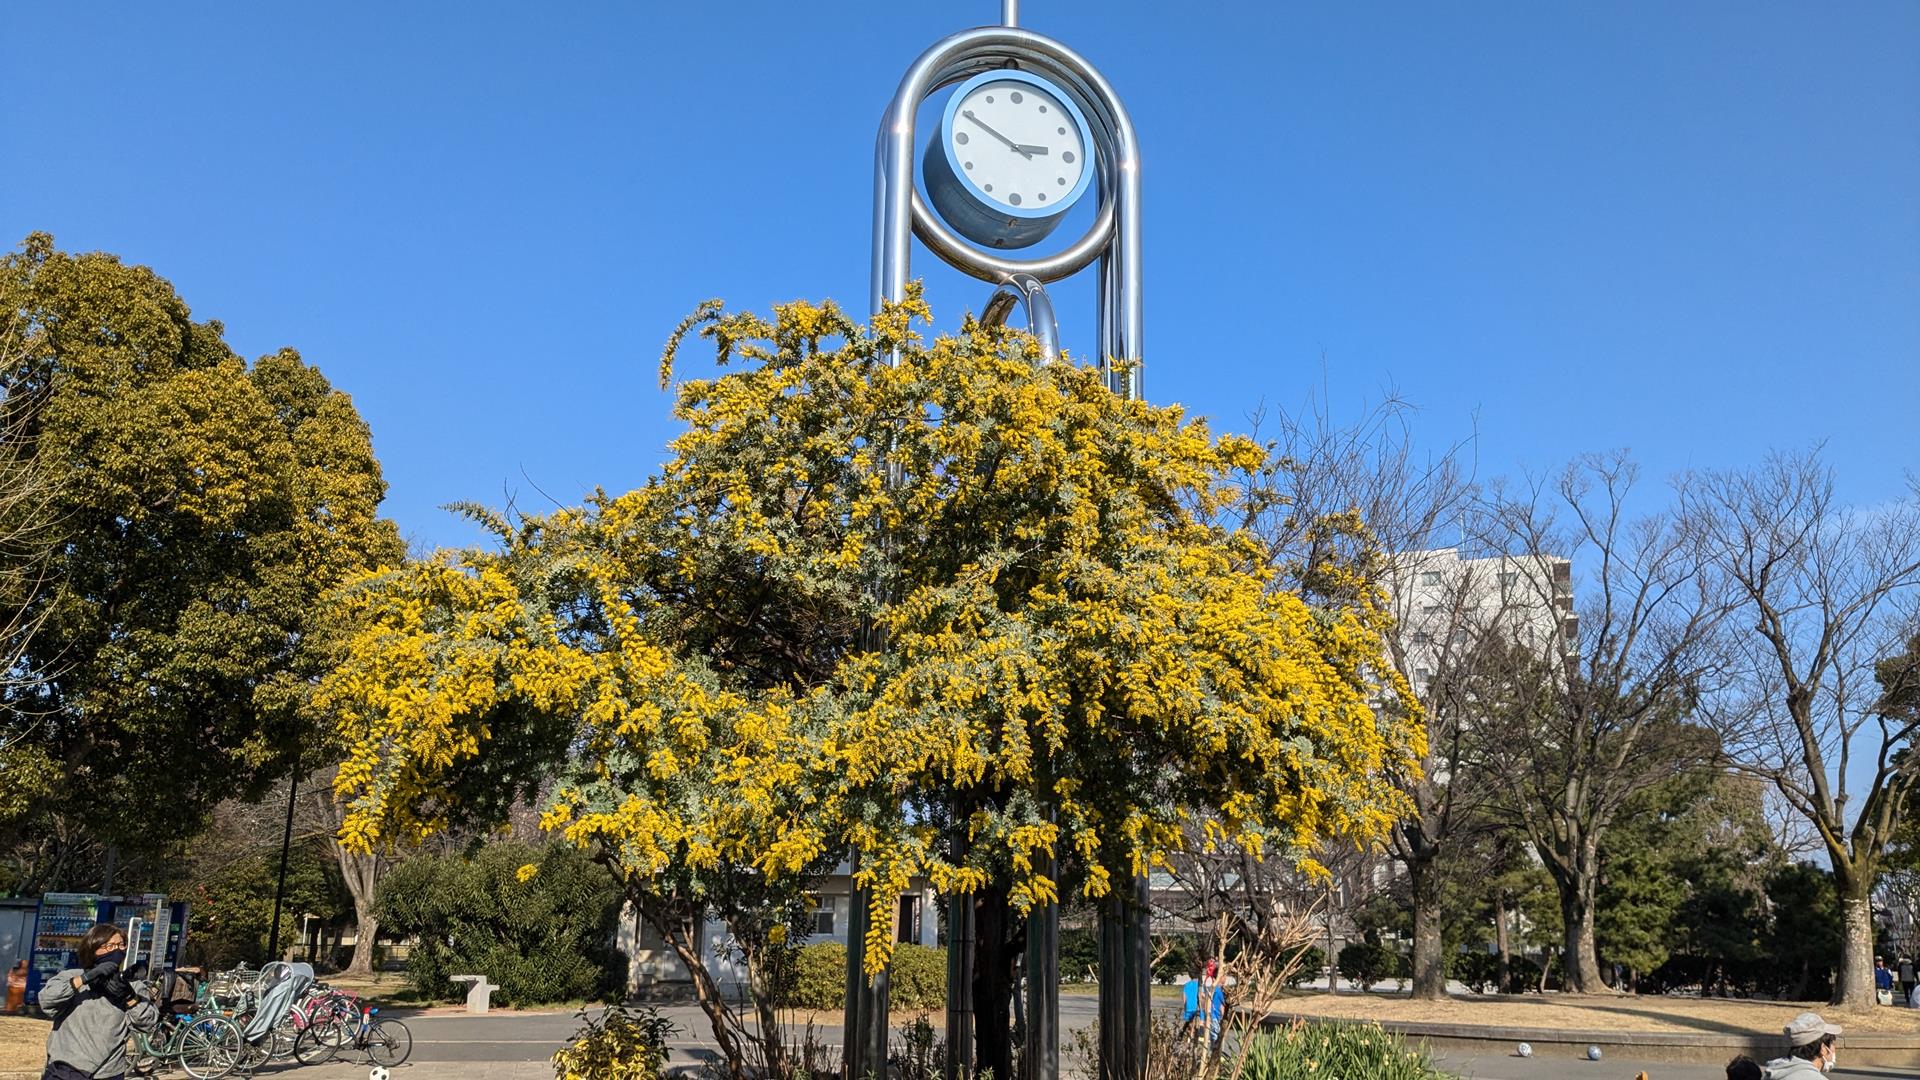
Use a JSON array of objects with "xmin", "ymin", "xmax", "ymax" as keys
[
  {"xmin": 0, "ymin": 1015, "xmax": 46, "ymax": 1078},
  {"xmin": 1266, "ymin": 991, "xmax": 1920, "ymax": 1037}
]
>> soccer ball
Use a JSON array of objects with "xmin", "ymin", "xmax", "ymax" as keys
[
  {"xmin": 1587, "ymin": 1046, "xmax": 1603, "ymax": 1061},
  {"xmin": 369, "ymin": 1068, "xmax": 391, "ymax": 1080},
  {"xmin": 1516, "ymin": 1043, "xmax": 1532, "ymax": 1057}
]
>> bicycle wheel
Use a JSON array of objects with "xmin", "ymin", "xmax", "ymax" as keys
[
  {"xmin": 269, "ymin": 1015, "xmax": 300, "ymax": 1060},
  {"xmin": 179, "ymin": 1015, "xmax": 244, "ymax": 1080},
  {"xmin": 293, "ymin": 1016, "xmax": 348, "ymax": 1065},
  {"xmin": 365, "ymin": 1017, "xmax": 413, "ymax": 1067}
]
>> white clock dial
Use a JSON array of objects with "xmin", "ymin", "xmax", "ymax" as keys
[{"xmin": 948, "ymin": 79, "xmax": 1087, "ymax": 213}]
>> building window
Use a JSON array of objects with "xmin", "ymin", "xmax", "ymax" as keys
[
  {"xmin": 1500, "ymin": 571, "xmax": 1519, "ymax": 585},
  {"xmin": 1411, "ymin": 631, "xmax": 1432, "ymax": 645},
  {"xmin": 896, "ymin": 895, "xmax": 921, "ymax": 944},
  {"xmin": 809, "ymin": 896, "xmax": 836, "ymax": 936},
  {"xmin": 1420, "ymin": 571, "xmax": 1443, "ymax": 585},
  {"xmin": 1415, "ymin": 668, "xmax": 1432, "ymax": 682}
]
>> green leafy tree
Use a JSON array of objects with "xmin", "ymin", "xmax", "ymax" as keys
[
  {"xmin": 1764, "ymin": 862, "xmax": 1845, "ymax": 1000},
  {"xmin": 184, "ymin": 845, "xmax": 345, "ymax": 968},
  {"xmin": 0, "ymin": 233, "xmax": 403, "ymax": 887},
  {"xmin": 377, "ymin": 841, "xmax": 625, "ymax": 1006}
]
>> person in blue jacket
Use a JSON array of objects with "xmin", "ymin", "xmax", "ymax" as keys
[{"xmin": 1181, "ymin": 959, "xmax": 1225, "ymax": 1046}]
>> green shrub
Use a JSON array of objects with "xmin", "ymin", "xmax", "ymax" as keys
[
  {"xmin": 377, "ymin": 840, "xmax": 625, "ymax": 1006},
  {"xmin": 1240, "ymin": 1021, "xmax": 1448, "ymax": 1080},
  {"xmin": 1283, "ymin": 945, "xmax": 1325, "ymax": 988},
  {"xmin": 1450, "ymin": 949, "xmax": 1499, "ymax": 993},
  {"xmin": 780, "ymin": 941, "xmax": 947, "ymax": 1010},
  {"xmin": 1060, "ymin": 928, "xmax": 1100, "ymax": 982},
  {"xmin": 1336, "ymin": 942, "xmax": 1400, "ymax": 990},
  {"xmin": 1151, "ymin": 934, "xmax": 1204, "ymax": 984},
  {"xmin": 552, "ymin": 1004, "xmax": 676, "ymax": 1080}
]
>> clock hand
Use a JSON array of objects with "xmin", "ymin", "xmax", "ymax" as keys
[
  {"xmin": 1012, "ymin": 144, "xmax": 1050, "ymax": 156},
  {"xmin": 962, "ymin": 111, "xmax": 1032, "ymax": 159}
]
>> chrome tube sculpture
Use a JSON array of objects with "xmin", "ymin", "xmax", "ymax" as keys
[{"xmin": 857, "ymin": 8, "xmax": 1148, "ymax": 1079}]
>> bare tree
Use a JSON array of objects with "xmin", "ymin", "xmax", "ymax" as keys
[
  {"xmin": 1473, "ymin": 453, "xmax": 1727, "ymax": 993},
  {"xmin": 1684, "ymin": 449, "xmax": 1920, "ymax": 1010},
  {"xmin": 1241, "ymin": 393, "xmax": 1479, "ymax": 1000}
]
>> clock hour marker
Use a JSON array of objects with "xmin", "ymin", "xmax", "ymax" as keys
[
  {"xmin": 1057, "ymin": 177, "xmax": 1066, "ymax": 185},
  {"xmin": 1062, "ymin": 151, "xmax": 1075, "ymax": 164},
  {"xmin": 1057, "ymin": 127, "xmax": 1066, "ymax": 135},
  {"xmin": 983, "ymin": 184, "xmax": 993, "ymax": 192},
  {"xmin": 964, "ymin": 161, "xmax": 973, "ymax": 170},
  {"xmin": 956, "ymin": 132, "xmax": 969, "ymax": 145},
  {"xmin": 1010, "ymin": 193, "xmax": 1022, "ymax": 206},
  {"xmin": 1010, "ymin": 92, "xmax": 1023, "ymax": 104},
  {"xmin": 1038, "ymin": 105, "xmax": 1048, "ymax": 113},
  {"xmin": 985, "ymin": 95, "xmax": 994, "ymax": 103},
  {"xmin": 1037, "ymin": 192, "xmax": 1046, "ymax": 202}
]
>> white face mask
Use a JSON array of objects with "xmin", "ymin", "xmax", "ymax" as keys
[{"xmin": 1822, "ymin": 1044, "xmax": 1837, "ymax": 1072}]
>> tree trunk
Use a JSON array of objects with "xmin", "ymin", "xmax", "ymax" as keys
[
  {"xmin": 1494, "ymin": 892, "xmax": 1511, "ymax": 994},
  {"xmin": 334, "ymin": 842, "xmax": 384, "ymax": 977},
  {"xmin": 974, "ymin": 881, "xmax": 1018, "ymax": 1080},
  {"xmin": 1832, "ymin": 880, "xmax": 1877, "ymax": 1011},
  {"xmin": 1558, "ymin": 882, "xmax": 1608, "ymax": 993},
  {"xmin": 1408, "ymin": 855, "xmax": 1447, "ymax": 1000}
]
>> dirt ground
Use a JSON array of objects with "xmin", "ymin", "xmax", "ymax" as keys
[
  {"xmin": 0, "ymin": 1015, "xmax": 45, "ymax": 1078},
  {"xmin": 1267, "ymin": 990, "xmax": 1920, "ymax": 1036}
]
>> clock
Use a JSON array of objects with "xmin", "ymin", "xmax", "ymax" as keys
[{"xmin": 922, "ymin": 69, "xmax": 1096, "ymax": 249}]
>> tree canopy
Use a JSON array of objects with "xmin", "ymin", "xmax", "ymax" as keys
[
  {"xmin": 321, "ymin": 289, "xmax": 1424, "ymax": 978},
  {"xmin": 0, "ymin": 233, "xmax": 403, "ymax": 887}
]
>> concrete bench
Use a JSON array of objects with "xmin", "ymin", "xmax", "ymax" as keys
[{"xmin": 449, "ymin": 974, "xmax": 497, "ymax": 1014}]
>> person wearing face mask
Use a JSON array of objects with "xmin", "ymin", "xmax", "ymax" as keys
[
  {"xmin": 35, "ymin": 924, "xmax": 158, "ymax": 1080},
  {"xmin": 1763, "ymin": 1011, "xmax": 1842, "ymax": 1078}
]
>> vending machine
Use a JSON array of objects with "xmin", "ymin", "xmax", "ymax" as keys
[
  {"xmin": 25, "ymin": 892, "xmax": 101, "ymax": 1002},
  {"xmin": 24, "ymin": 893, "xmax": 192, "ymax": 1004}
]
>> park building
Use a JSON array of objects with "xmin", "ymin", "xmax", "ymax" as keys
[{"xmin": 618, "ymin": 862, "xmax": 941, "ymax": 998}]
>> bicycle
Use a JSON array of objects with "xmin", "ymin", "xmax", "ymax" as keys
[
  {"xmin": 127, "ymin": 1007, "xmax": 245, "ymax": 1079},
  {"xmin": 292, "ymin": 1005, "xmax": 411, "ymax": 1068}
]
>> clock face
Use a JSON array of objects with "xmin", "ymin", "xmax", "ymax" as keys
[{"xmin": 945, "ymin": 77, "xmax": 1088, "ymax": 215}]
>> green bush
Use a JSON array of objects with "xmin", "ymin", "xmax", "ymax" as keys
[
  {"xmin": 1336, "ymin": 942, "xmax": 1400, "ymax": 990},
  {"xmin": 1450, "ymin": 949, "xmax": 1499, "ymax": 993},
  {"xmin": 377, "ymin": 840, "xmax": 625, "ymax": 1006},
  {"xmin": 1241, "ymin": 1021, "xmax": 1448, "ymax": 1080},
  {"xmin": 780, "ymin": 941, "xmax": 947, "ymax": 1010},
  {"xmin": 1060, "ymin": 928, "xmax": 1099, "ymax": 982},
  {"xmin": 1283, "ymin": 945, "xmax": 1325, "ymax": 988}
]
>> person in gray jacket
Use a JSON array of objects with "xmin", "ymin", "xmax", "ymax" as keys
[
  {"xmin": 36, "ymin": 924, "xmax": 157, "ymax": 1080},
  {"xmin": 1762, "ymin": 1011, "xmax": 1842, "ymax": 1078}
]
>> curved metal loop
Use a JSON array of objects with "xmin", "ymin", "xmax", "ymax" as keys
[
  {"xmin": 981, "ymin": 273, "xmax": 1060, "ymax": 365},
  {"xmin": 873, "ymin": 24, "xmax": 1142, "ymax": 397}
]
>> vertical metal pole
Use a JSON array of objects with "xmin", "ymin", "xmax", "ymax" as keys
[
  {"xmin": 267, "ymin": 762, "xmax": 299, "ymax": 960},
  {"xmin": 945, "ymin": 805, "xmax": 976, "ymax": 1080},
  {"xmin": 1001, "ymin": 0, "xmax": 1019, "ymax": 27},
  {"xmin": 844, "ymin": 877, "xmax": 869, "ymax": 1080}
]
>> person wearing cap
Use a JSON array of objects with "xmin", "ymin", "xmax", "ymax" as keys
[{"xmin": 1763, "ymin": 1012, "xmax": 1842, "ymax": 1078}]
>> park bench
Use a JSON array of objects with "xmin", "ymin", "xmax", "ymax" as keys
[{"xmin": 449, "ymin": 973, "xmax": 497, "ymax": 1014}]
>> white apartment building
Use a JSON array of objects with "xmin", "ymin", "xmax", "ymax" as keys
[{"xmin": 1386, "ymin": 547, "xmax": 1577, "ymax": 690}]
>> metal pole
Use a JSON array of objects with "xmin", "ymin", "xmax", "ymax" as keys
[
  {"xmin": 266, "ymin": 762, "xmax": 299, "ymax": 960},
  {"xmin": 844, "ymin": 876, "xmax": 869, "ymax": 1080},
  {"xmin": 945, "ymin": 803, "xmax": 976, "ymax": 1080},
  {"xmin": 1001, "ymin": 0, "xmax": 1018, "ymax": 27},
  {"xmin": 981, "ymin": 272, "xmax": 1061, "ymax": 364}
]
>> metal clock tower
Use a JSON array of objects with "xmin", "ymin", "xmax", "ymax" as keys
[{"xmin": 849, "ymin": 4, "xmax": 1151, "ymax": 1079}]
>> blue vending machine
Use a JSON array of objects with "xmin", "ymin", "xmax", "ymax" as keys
[{"xmin": 25, "ymin": 892, "xmax": 101, "ymax": 1004}]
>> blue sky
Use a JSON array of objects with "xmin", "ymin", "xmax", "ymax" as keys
[{"xmin": 5, "ymin": 1, "xmax": 1915, "ymax": 552}]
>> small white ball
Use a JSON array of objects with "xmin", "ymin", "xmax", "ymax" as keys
[
  {"xmin": 1516, "ymin": 1043, "xmax": 1533, "ymax": 1057},
  {"xmin": 1587, "ymin": 1045, "xmax": 1603, "ymax": 1061},
  {"xmin": 369, "ymin": 1068, "xmax": 391, "ymax": 1080}
]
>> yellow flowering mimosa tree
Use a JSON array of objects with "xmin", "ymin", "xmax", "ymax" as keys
[{"xmin": 320, "ymin": 289, "xmax": 1423, "ymax": 1077}]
